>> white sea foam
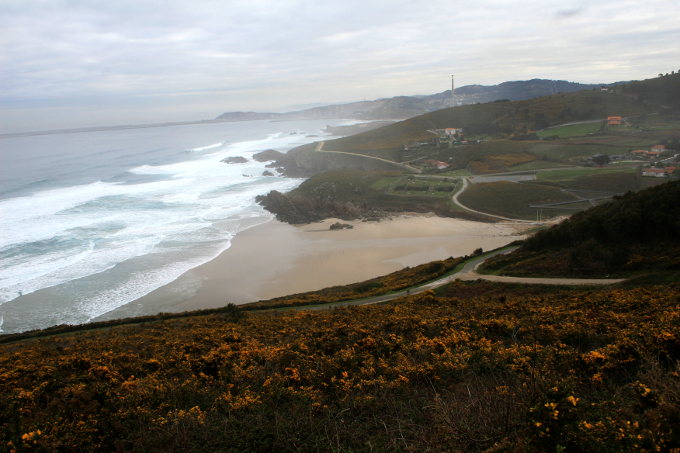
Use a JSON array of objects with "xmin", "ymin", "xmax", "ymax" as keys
[
  {"xmin": 188, "ymin": 141, "xmax": 224, "ymax": 152},
  {"xmin": 0, "ymin": 118, "xmax": 343, "ymax": 332}
]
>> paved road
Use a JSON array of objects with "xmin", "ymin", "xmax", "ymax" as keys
[
  {"xmin": 455, "ymin": 248, "xmax": 626, "ymax": 285},
  {"xmin": 303, "ymin": 247, "xmax": 625, "ymax": 311},
  {"xmin": 451, "ymin": 177, "xmax": 538, "ymax": 223}
]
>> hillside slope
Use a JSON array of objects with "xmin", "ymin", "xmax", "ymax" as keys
[
  {"xmin": 281, "ymin": 74, "xmax": 678, "ymax": 164},
  {"xmin": 483, "ymin": 180, "xmax": 680, "ymax": 277},
  {"xmin": 1, "ymin": 281, "xmax": 677, "ymax": 451}
]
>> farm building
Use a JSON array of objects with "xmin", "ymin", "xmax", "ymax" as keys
[{"xmin": 607, "ymin": 116, "xmax": 622, "ymax": 126}]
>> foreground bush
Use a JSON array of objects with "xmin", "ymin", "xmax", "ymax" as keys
[{"xmin": 1, "ymin": 283, "xmax": 678, "ymax": 451}]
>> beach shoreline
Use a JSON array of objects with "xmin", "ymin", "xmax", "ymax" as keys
[{"xmin": 95, "ymin": 214, "xmax": 529, "ymax": 322}]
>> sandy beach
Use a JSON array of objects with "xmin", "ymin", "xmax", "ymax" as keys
[{"xmin": 95, "ymin": 215, "xmax": 528, "ymax": 321}]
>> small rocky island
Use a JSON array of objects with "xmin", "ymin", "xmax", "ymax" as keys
[{"xmin": 221, "ymin": 156, "xmax": 249, "ymax": 164}]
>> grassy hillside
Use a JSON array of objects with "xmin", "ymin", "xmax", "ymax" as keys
[
  {"xmin": 483, "ymin": 181, "xmax": 680, "ymax": 277},
  {"xmin": 620, "ymin": 72, "xmax": 680, "ymax": 109},
  {"xmin": 458, "ymin": 181, "xmax": 580, "ymax": 220},
  {"xmin": 262, "ymin": 75, "xmax": 679, "ymax": 224},
  {"xmin": 256, "ymin": 170, "xmax": 487, "ymax": 223},
  {"xmin": 319, "ymin": 79, "xmax": 672, "ymax": 159}
]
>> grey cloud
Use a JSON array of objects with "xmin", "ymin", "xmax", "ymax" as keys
[
  {"xmin": 1, "ymin": 0, "xmax": 679, "ymax": 132},
  {"xmin": 554, "ymin": 5, "xmax": 586, "ymax": 18}
]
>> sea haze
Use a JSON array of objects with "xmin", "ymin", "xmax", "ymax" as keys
[{"xmin": 0, "ymin": 119, "xmax": 352, "ymax": 333}]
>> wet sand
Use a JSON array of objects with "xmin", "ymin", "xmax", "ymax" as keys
[{"xmin": 95, "ymin": 215, "xmax": 528, "ymax": 321}]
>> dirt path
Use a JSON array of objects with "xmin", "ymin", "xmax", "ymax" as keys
[{"xmin": 315, "ymin": 141, "xmax": 421, "ymax": 173}]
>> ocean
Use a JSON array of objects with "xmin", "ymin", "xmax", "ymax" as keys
[{"xmin": 0, "ymin": 118, "xmax": 353, "ymax": 334}]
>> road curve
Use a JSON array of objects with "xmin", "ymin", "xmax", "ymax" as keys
[
  {"xmin": 303, "ymin": 247, "xmax": 625, "ymax": 311},
  {"xmin": 455, "ymin": 248, "xmax": 626, "ymax": 285},
  {"xmin": 451, "ymin": 177, "xmax": 536, "ymax": 223}
]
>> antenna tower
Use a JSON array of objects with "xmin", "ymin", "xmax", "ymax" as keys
[{"xmin": 451, "ymin": 74, "xmax": 455, "ymax": 108}]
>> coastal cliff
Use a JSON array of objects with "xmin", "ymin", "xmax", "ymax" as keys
[{"xmin": 256, "ymin": 169, "xmax": 487, "ymax": 224}]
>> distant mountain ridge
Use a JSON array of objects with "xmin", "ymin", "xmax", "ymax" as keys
[{"xmin": 216, "ymin": 79, "xmax": 612, "ymax": 122}]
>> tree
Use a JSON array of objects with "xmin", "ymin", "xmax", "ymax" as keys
[{"xmin": 591, "ymin": 154, "xmax": 610, "ymax": 166}]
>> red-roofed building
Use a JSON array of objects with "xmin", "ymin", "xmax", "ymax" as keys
[
  {"xmin": 651, "ymin": 144, "xmax": 666, "ymax": 152},
  {"xmin": 642, "ymin": 168, "xmax": 666, "ymax": 177},
  {"xmin": 642, "ymin": 166, "xmax": 677, "ymax": 177},
  {"xmin": 607, "ymin": 116, "xmax": 622, "ymax": 126},
  {"xmin": 631, "ymin": 149, "xmax": 661, "ymax": 159}
]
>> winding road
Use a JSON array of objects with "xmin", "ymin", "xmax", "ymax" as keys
[
  {"xmin": 450, "ymin": 177, "xmax": 538, "ymax": 223},
  {"xmin": 304, "ymin": 247, "xmax": 625, "ymax": 311},
  {"xmin": 313, "ymin": 138, "xmax": 602, "ymax": 224}
]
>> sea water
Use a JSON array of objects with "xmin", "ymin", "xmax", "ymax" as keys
[{"xmin": 0, "ymin": 119, "xmax": 353, "ymax": 333}]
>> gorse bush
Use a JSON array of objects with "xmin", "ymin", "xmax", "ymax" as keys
[{"xmin": 1, "ymin": 282, "xmax": 678, "ymax": 452}]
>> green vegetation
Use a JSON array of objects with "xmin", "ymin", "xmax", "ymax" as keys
[
  {"xmin": 537, "ymin": 167, "xmax": 635, "ymax": 181},
  {"xmin": 458, "ymin": 181, "xmax": 579, "ymax": 219},
  {"xmin": 483, "ymin": 181, "xmax": 680, "ymax": 277},
  {"xmin": 535, "ymin": 167, "xmax": 644, "ymax": 194},
  {"xmin": 256, "ymin": 170, "xmax": 486, "ymax": 224},
  {"xmin": 2, "ymin": 281, "xmax": 678, "ymax": 452},
  {"xmin": 536, "ymin": 121, "xmax": 602, "ymax": 139},
  {"xmin": 373, "ymin": 175, "xmax": 460, "ymax": 198},
  {"xmin": 322, "ymin": 87, "xmax": 657, "ymax": 159}
]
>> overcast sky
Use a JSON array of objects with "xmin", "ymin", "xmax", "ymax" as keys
[{"xmin": 1, "ymin": 0, "xmax": 679, "ymax": 132}]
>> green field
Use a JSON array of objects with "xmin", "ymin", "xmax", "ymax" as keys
[
  {"xmin": 504, "ymin": 160, "xmax": 573, "ymax": 171},
  {"xmin": 371, "ymin": 175, "xmax": 460, "ymax": 198},
  {"xmin": 458, "ymin": 181, "xmax": 580, "ymax": 219},
  {"xmin": 537, "ymin": 166, "xmax": 636, "ymax": 181},
  {"xmin": 437, "ymin": 168, "xmax": 473, "ymax": 177},
  {"xmin": 537, "ymin": 167, "xmax": 642, "ymax": 193}
]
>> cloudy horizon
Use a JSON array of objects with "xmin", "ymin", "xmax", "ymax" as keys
[{"xmin": 1, "ymin": 0, "xmax": 679, "ymax": 133}]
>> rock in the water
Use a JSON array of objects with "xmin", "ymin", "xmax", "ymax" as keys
[
  {"xmin": 329, "ymin": 222, "xmax": 354, "ymax": 230},
  {"xmin": 221, "ymin": 156, "xmax": 248, "ymax": 164},
  {"xmin": 253, "ymin": 149, "xmax": 284, "ymax": 162},
  {"xmin": 262, "ymin": 170, "xmax": 275, "ymax": 176}
]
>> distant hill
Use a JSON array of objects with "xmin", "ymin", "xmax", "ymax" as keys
[
  {"xmin": 216, "ymin": 79, "xmax": 610, "ymax": 122},
  {"xmin": 293, "ymin": 74, "xmax": 679, "ymax": 160},
  {"xmin": 450, "ymin": 79, "xmax": 606, "ymax": 104}
]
